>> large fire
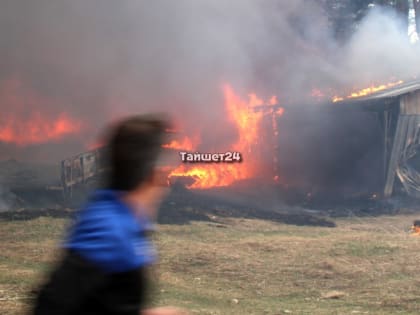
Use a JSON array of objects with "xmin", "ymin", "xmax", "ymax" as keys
[
  {"xmin": 167, "ymin": 79, "xmax": 404, "ymax": 189},
  {"xmin": 0, "ymin": 112, "xmax": 82, "ymax": 146},
  {"xmin": 168, "ymin": 84, "xmax": 282, "ymax": 189},
  {"xmin": 0, "ymin": 78, "xmax": 82, "ymax": 146}
]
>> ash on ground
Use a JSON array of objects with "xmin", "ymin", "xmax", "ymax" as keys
[{"xmin": 1, "ymin": 160, "xmax": 420, "ymax": 227}]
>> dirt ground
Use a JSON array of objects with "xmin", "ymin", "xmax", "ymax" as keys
[{"xmin": 1, "ymin": 209, "xmax": 420, "ymax": 315}]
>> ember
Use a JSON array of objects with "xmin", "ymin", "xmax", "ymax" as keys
[{"xmin": 410, "ymin": 220, "xmax": 420, "ymax": 236}]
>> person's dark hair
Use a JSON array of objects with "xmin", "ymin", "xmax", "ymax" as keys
[{"xmin": 106, "ymin": 114, "xmax": 170, "ymax": 191}]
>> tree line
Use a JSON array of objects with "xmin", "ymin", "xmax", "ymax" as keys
[{"xmin": 318, "ymin": 0, "xmax": 420, "ymax": 41}]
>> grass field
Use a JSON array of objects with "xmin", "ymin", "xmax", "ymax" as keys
[{"xmin": 1, "ymin": 212, "xmax": 420, "ymax": 314}]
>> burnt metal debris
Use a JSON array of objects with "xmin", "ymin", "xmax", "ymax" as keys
[
  {"xmin": 60, "ymin": 145, "xmax": 179, "ymax": 201},
  {"xmin": 61, "ymin": 146, "xmax": 108, "ymax": 200}
]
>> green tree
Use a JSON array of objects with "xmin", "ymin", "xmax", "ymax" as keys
[
  {"xmin": 320, "ymin": 0, "xmax": 410, "ymax": 41},
  {"xmin": 321, "ymin": 0, "xmax": 373, "ymax": 41}
]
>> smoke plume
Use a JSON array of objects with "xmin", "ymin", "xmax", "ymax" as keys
[{"xmin": 0, "ymin": 0, "xmax": 418, "ymax": 161}]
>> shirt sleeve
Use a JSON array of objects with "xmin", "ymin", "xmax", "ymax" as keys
[{"xmin": 65, "ymin": 203, "xmax": 154, "ymax": 274}]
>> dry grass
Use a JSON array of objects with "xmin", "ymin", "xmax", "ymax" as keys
[{"xmin": 2, "ymin": 213, "xmax": 420, "ymax": 314}]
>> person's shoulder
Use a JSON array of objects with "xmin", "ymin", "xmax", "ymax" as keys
[
  {"xmin": 79, "ymin": 196, "xmax": 125, "ymax": 228},
  {"xmin": 65, "ymin": 191, "xmax": 135, "ymax": 273}
]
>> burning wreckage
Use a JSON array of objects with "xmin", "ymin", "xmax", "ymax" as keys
[{"xmin": 60, "ymin": 80, "xmax": 420, "ymax": 203}]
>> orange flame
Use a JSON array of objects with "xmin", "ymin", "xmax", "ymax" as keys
[
  {"xmin": 0, "ymin": 112, "xmax": 82, "ymax": 146},
  {"xmin": 269, "ymin": 95, "xmax": 278, "ymax": 105},
  {"xmin": 168, "ymin": 84, "xmax": 266, "ymax": 189},
  {"xmin": 0, "ymin": 78, "xmax": 83, "ymax": 146},
  {"xmin": 162, "ymin": 136, "xmax": 197, "ymax": 151},
  {"xmin": 311, "ymin": 88, "xmax": 324, "ymax": 98},
  {"xmin": 276, "ymin": 107, "xmax": 285, "ymax": 116},
  {"xmin": 87, "ymin": 140, "xmax": 104, "ymax": 151},
  {"xmin": 332, "ymin": 80, "xmax": 404, "ymax": 103},
  {"xmin": 411, "ymin": 223, "xmax": 420, "ymax": 236}
]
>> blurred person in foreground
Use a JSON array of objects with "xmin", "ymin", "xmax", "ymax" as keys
[{"xmin": 32, "ymin": 115, "xmax": 188, "ymax": 315}]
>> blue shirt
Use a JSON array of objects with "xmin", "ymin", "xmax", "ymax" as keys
[{"xmin": 65, "ymin": 190, "xmax": 156, "ymax": 274}]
